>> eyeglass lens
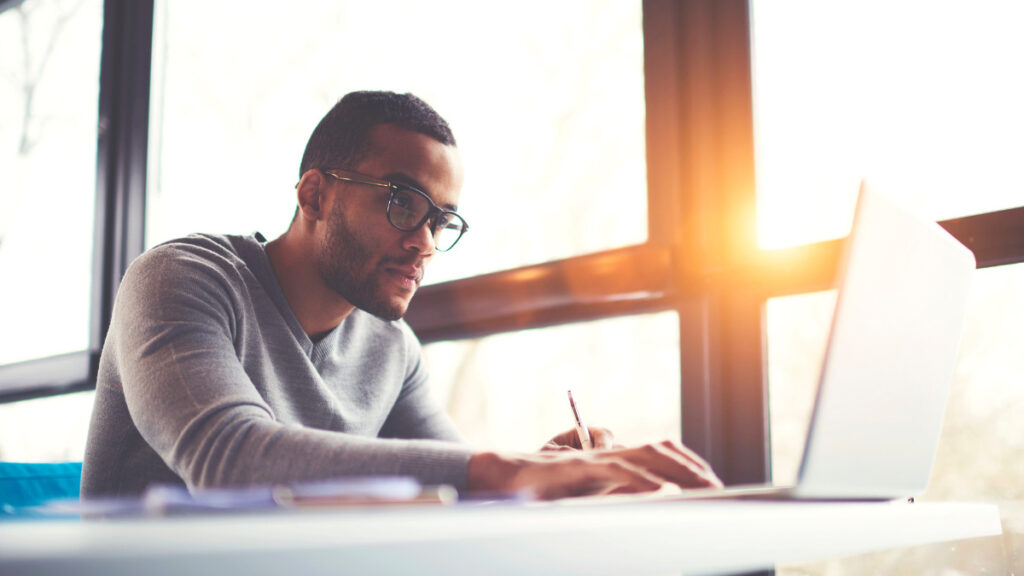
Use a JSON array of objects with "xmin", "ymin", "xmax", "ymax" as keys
[{"xmin": 388, "ymin": 187, "xmax": 466, "ymax": 251}]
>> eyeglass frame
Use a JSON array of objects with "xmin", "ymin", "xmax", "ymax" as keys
[{"xmin": 321, "ymin": 169, "xmax": 469, "ymax": 252}]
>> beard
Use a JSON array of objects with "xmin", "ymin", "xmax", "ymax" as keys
[{"xmin": 317, "ymin": 203, "xmax": 414, "ymax": 321}]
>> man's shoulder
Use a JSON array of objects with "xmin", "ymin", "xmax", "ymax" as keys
[
  {"xmin": 132, "ymin": 233, "xmax": 261, "ymax": 274},
  {"xmin": 122, "ymin": 233, "xmax": 268, "ymax": 298},
  {"xmin": 145, "ymin": 233, "xmax": 252, "ymax": 261}
]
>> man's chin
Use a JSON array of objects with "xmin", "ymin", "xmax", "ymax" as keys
[
  {"xmin": 359, "ymin": 295, "xmax": 411, "ymax": 322},
  {"xmin": 340, "ymin": 277, "xmax": 415, "ymax": 321}
]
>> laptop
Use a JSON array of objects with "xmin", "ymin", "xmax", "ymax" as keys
[{"xmin": 660, "ymin": 184, "xmax": 976, "ymax": 502}]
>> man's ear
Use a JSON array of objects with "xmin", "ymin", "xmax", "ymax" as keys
[{"xmin": 295, "ymin": 170, "xmax": 326, "ymax": 221}]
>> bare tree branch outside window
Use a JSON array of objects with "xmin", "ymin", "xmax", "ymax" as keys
[{"xmin": 1, "ymin": 0, "xmax": 86, "ymax": 253}]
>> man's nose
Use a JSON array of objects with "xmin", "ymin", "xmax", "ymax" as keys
[{"xmin": 402, "ymin": 218, "xmax": 436, "ymax": 256}]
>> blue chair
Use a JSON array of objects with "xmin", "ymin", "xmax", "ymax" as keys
[{"xmin": 0, "ymin": 462, "xmax": 82, "ymax": 517}]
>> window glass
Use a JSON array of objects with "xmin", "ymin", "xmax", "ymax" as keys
[
  {"xmin": 765, "ymin": 289, "xmax": 836, "ymax": 486},
  {"xmin": 767, "ymin": 264, "xmax": 1024, "ymax": 499},
  {"xmin": 146, "ymin": 0, "xmax": 647, "ymax": 284},
  {"xmin": 0, "ymin": 390, "xmax": 94, "ymax": 461},
  {"xmin": 423, "ymin": 312, "xmax": 680, "ymax": 451},
  {"xmin": 751, "ymin": 0, "xmax": 1024, "ymax": 249},
  {"xmin": 0, "ymin": 0, "xmax": 103, "ymax": 365}
]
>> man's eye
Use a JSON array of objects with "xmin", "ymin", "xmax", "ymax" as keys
[
  {"xmin": 434, "ymin": 213, "xmax": 453, "ymax": 228},
  {"xmin": 391, "ymin": 190, "xmax": 415, "ymax": 209}
]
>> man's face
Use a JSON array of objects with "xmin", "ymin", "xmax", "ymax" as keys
[{"xmin": 317, "ymin": 124, "xmax": 464, "ymax": 321}]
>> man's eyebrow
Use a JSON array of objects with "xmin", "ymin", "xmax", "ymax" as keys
[{"xmin": 386, "ymin": 172, "xmax": 458, "ymax": 211}]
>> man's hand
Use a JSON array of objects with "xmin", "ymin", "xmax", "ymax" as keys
[
  {"xmin": 541, "ymin": 427, "xmax": 618, "ymax": 451},
  {"xmin": 467, "ymin": 440, "xmax": 724, "ymax": 500}
]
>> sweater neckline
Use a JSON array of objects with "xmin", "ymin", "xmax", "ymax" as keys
[{"xmin": 240, "ymin": 232, "xmax": 331, "ymax": 357}]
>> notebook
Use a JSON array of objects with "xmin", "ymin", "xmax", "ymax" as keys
[{"xmin": 665, "ymin": 184, "xmax": 975, "ymax": 501}]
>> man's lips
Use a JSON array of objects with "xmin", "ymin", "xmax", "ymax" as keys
[{"xmin": 383, "ymin": 263, "xmax": 423, "ymax": 287}]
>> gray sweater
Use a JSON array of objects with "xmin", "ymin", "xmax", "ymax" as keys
[{"xmin": 81, "ymin": 233, "xmax": 473, "ymax": 498}]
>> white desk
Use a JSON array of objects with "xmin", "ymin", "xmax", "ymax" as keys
[{"xmin": 0, "ymin": 500, "xmax": 1002, "ymax": 575}]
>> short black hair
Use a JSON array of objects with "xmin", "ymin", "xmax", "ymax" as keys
[{"xmin": 299, "ymin": 91, "xmax": 456, "ymax": 178}]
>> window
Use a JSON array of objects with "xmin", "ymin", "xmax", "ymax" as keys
[
  {"xmin": 0, "ymin": 0, "xmax": 104, "ymax": 460},
  {"xmin": 765, "ymin": 289, "xmax": 835, "ymax": 486},
  {"xmin": 145, "ymin": 0, "xmax": 648, "ymax": 285},
  {"xmin": 0, "ymin": 0, "xmax": 103, "ymax": 365},
  {"xmin": 0, "ymin": 390, "xmax": 93, "ymax": 461},
  {"xmin": 425, "ymin": 312, "xmax": 681, "ymax": 451},
  {"xmin": 752, "ymin": 0, "xmax": 1024, "ymax": 249},
  {"xmin": 0, "ymin": 0, "xmax": 151, "ymax": 457}
]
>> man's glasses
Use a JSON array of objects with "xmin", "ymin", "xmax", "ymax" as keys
[{"xmin": 323, "ymin": 170, "xmax": 469, "ymax": 252}]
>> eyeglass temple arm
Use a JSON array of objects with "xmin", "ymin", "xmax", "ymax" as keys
[
  {"xmin": 324, "ymin": 171, "xmax": 394, "ymax": 190},
  {"xmin": 327, "ymin": 170, "xmax": 467, "ymax": 233}
]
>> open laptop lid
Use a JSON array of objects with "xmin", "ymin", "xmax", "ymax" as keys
[{"xmin": 792, "ymin": 184, "xmax": 975, "ymax": 500}]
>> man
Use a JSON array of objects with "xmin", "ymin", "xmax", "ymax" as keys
[{"xmin": 82, "ymin": 91, "xmax": 721, "ymax": 500}]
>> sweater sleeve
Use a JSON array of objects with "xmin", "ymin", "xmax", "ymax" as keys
[{"xmin": 113, "ymin": 245, "xmax": 473, "ymax": 492}]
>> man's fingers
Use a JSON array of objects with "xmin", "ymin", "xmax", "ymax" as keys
[
  {"xmin": 646, "ymin": 440, "xmax": 724, "ymax": 487},
  {"xmin": 658, "ymin": 439, "xmax": 716, "ymax": 473},
  {"xmin": 612, "ymin": 442, "xmax": 723, "ymax": 489},
  {"xmin": 541, "ymin": 426, "xmax": 617, "ymax": 451},
  {"xmin": 588, "ymin": 427, "xmax": 616, "ymax": 450},
  {"xmin": 540, "ymin": 442, "xmax": 575, "ymax": 453},
  {"xmin": 597, "ymin": 459, "xmax": 664, "ymax": 492},
  {"xmin": 522, "ymin": 457, "xmax": 666, "ymax": 500}
]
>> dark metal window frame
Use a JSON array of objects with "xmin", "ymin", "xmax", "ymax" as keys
[
  {"xmin": 0, "ymin": 0, "xmax": 153, "ymax": 402},
  {"xmin": 2, "ymin": 0, "xmax": 1023, "ymax": 496}
]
